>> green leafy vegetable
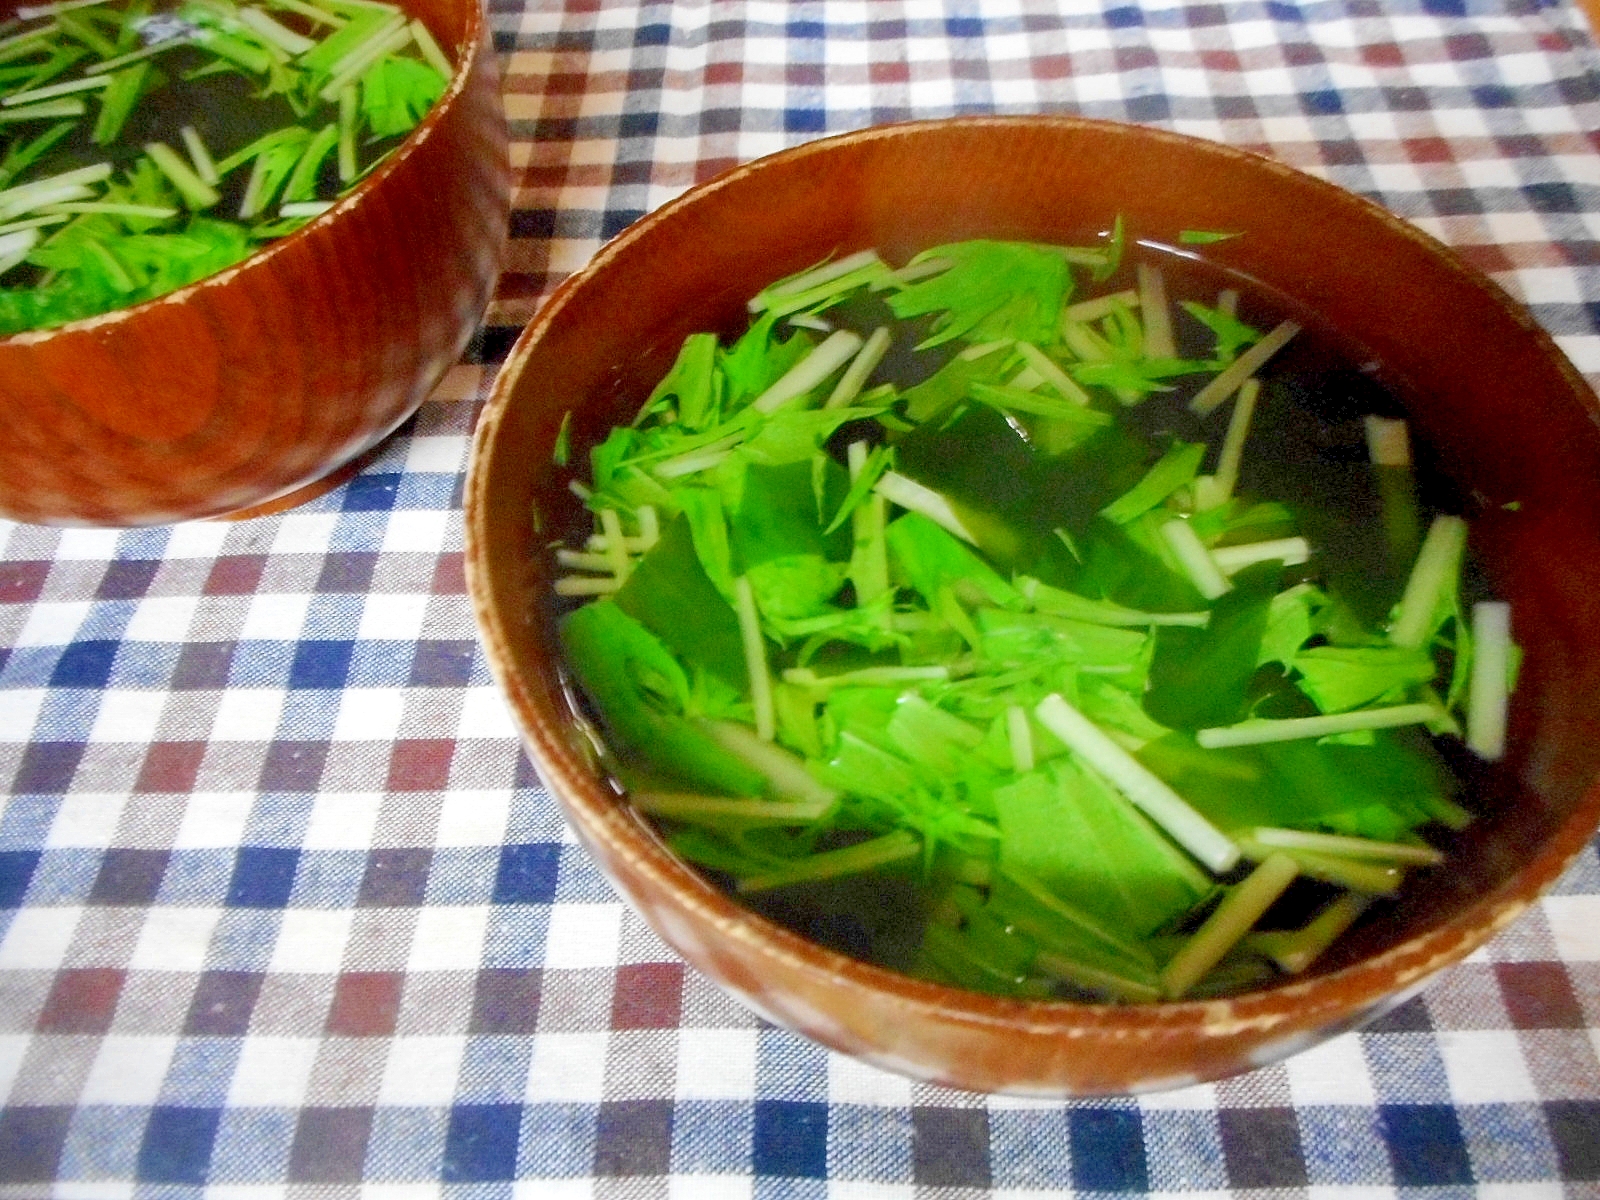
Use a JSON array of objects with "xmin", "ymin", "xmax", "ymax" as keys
[
  {"xmin": 546, "ymin": 231, "xmax": 1514, "ymax": 1004},
  {"xmin": 0, "ymin": 0, "xmax": 453, "ymax": 333}
]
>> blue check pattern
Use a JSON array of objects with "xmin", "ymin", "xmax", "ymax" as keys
[{"xmin": 5, "ymin": 0, "xmax": 1600, "ymax": 1193}]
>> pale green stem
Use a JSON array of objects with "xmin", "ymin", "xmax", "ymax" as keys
[
  {"xmin": 874, "ymin": 471, "xmax": 975, "ymax": 544},
  {"xmin": 1195, "ymin": 702, "xmax": 1443, "ymax": 749},
  {"xmin": 1248, "ymin": 892, "xmax": 1370, "ymax": 974},
  {"xmin": 1161, "ymin": 852, "xmax": 1299, "ymax": 998},
  {"xmin": 3, "ymin": 72, "xmax": 112, "ymax": 105},
  {"xmin": 1160, "ymin": 518, "xmax": 1231, "ymax": 600},
  {"xmin": 1210, "ymin": 536, "xmax": 1310, "ymax": 575},
  {"xmin": 1015, "ymin": 340, "xmax": 1093, "ymax": 405},
  {"xmin": 632, "ymin": 791, "xmax": 834, "ymax": 826},
  {"xmin": 823, "ymin": 325, "xmax": 890, "ymax": 409},
  {"xmin": 1237, "ymin": 837, "xmax": 1404, "ymax": 895},
  {"xmin": 1137, "ymin": 261, "xmax": 1175, "ymax": 358},
  {"xmin": 737, "ymin": 830, "xmax": 920, "ymax": 894},
  {"xmin": 701, "ymin": 719, "xmax": 840, "ymax": 808},
  {"xmin": 1389, "ymin": 514, "xmax": 1467, "ymax": 648},
  {"xmin": 733, "ymin": 575, "xmax": 775, "ymax": 742},
  {"xmin": 1189, "ymin": 319, "xmax": 1300, "ymax": 417},
  {"xmin": 1035, "ymin": 693, "xmax": 1240, "ymax": 873},
  {"xmin": 1467, "ymin": 600, "xmax": 1512, "ymax": 761},
  {"xmin": 1244, "ymin": 825, "xmax": 1443, "ymax": 866},
  {"xmin": 752, "ymin": 328, "xmax": 863, "ymax": 412}
]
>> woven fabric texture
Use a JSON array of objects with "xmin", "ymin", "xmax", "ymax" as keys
[{"xmin": 4, "ymin": 0, "xmax": 1600, "ymax": 1194}]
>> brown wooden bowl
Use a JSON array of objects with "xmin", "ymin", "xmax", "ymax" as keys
[
  {"xmin": 0, "ymin": 0, "xmax": 508, "ymax": 526},
  {"xmin": 465, "ymin": 116, "xmax": 1600, "ymax": 1095}
]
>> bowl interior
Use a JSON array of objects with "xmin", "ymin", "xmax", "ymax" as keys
[{"xmin": 468, "ymin": 117, "xmax": 1600, "ymax": 1092}]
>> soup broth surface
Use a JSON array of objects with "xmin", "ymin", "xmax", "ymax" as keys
[{"xmin": 544, "ymin": 232, "xmax": 1509, "ymax": 1004}]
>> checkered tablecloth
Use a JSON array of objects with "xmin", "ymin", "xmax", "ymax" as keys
[{"xmin": 4, "ymin": 0, "xmax": 1600, "ymax": 1194}]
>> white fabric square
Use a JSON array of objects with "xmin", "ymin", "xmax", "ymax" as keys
[
  {"xmin": 1458, "ymin": 157, "xmax": 1524, "ymax": 192},
  {"xmin": 332, "ymin": 688, "xmax": 407, "ymax": 741},
  {"xmin": 0, "ymin": 689, "xmax": 47, "ymax": 743},
  {"xmin": 228, "ymin": 1035, "xmax": 320, "ymax": 1107},
  {"xmin": 542, "ymin": 904, "xmax": 622, "ymax": 970},
  {"xmin": 381, "ymin": 510, "xmax": 451, "ymax": 555},
  {"xmin": 122, "ymin": 597, "xmax": 201, "ymax": 643},
  {"xmin": 407, "ymin": 906, "xmax": 490, "ymax": 972},
  {"xmin": 161, "ymin": 521, "xmax": 232, "ymax": 558},
  {"xmin": 457, "ymin": 687, "xmax": 518, "ymax": 740},
  {"xmin": 41, "ymin": 1181, "xmax": 136, "ymax": 1199},
  {"xmin": 302, "ymin": 792, "xmax": 384, "ymax": 850},
  {"xmin": 88, "ymin": 690, "xmax": 166, "ymax": 744},
  {"xmin": 269, "ymin": 909, "xmax": 353, "ymax": 973},
  {"xmin": 357, "ymin": 593, "xmax": 431, "ymax": 642},
  {"xmin": 1483, "ymin": 208, "xmax": 1553, "ymax": 248},
  {"xmin": 1543, "ymin": 895, "xmax": 1600, "ymax": 960},
  {"xmin": 378, "ymin": 1036, "xmax": 467, "ymax": 1105},
  {"xmin": 1258, "ymin": 114, "xmax": 1318, "ymax": 147},
  {"xmin": 0, "ymin": 1034, "xmax": 29, "ymax": 1103},
  {"xmin": 128, "ymin": 906, "xmax": 222, "ymax": 972},
  {"xmin": 1285, "ymin": 1030, "xmax": 1376, "ymax": 1107},
  {"xmin": 1307, "ymin": 1188, "xmax": 1397, "ymax": 1200},
  {"xmin": 545, "ymin": 235, "xmax": 605, "ymax": 281},
  {"xmin": 239, "ymin": 593, "xmax": 312, "ymax": 642},
  {"xmin": 0, "ymin": 907, "xmax": 83, "ymax": 969},
  {"xmin": 514, "ymin": 1181, "xmax": 597, "ymax": 1200},
  {"xmin": 14, "ymin": 600, "xmax": 91, "ymax": 647},
  {"xmin": 1133, "ymin": 1078, "xmax": 1220, "ymax": 1111},
  {"xmin": 52, "ymin": 529, "xmax": 123, "ymax": 561},
  {"xmin": 990, "ymin": 76, "xmax": 1041, "ymax": 109},
  {"xmin": 906, "ymin": 77, "xmax": 956, "ymax": 110},
  {"xmin": 1368, "ymin": 162, "xmax": 1428, "ymax": 198},
  {"xmin": 1432, "ymin": 106, "xmax": 1490, "ymax": 139},
  {"xmin": 1521, "ymin": 106, "xmax": 1583, "ymax": 135},
  {"xmin": 1436, "ymin": 1030, "xmax": 1537, "ymax": 1105},
  {"xmin": 669, "ymin": 1178, "xmax": 754, "ymax": 1200},
  {"xmin": 269, "ymin": 513, "xmax": 338, "ymax": 555},
  {"xmin": 830, "ymin": 1185, "xmax": 917, "ymax": 1200},
  {"xmin": 403, "ymin": 436, "xmax": 465, "ymax": 475},
  {"xmin": 80, "ymin": 1036, "xmax": 179, "ymax": 1105},
  {"xmin": 827, "ymin": 1049, "xmax": 913, "ymax": 1107},
  {"xmin": 1346, "ymin": 111, "xmax": 1401, "ymax": 142},
  {"xmin": 433, "ymin": 789, "xmax": 511, "ymax": 848},
  {"xmin": 210, "ymin": 688, "xmax": 285, "ymax": 741},
  {"xmin": 675, "ymin": 1028, "xmax": 757, "ymax": 1100},
  {"xmin": 1557, "ymin": 334, "xmax": 1600, "ymax": 375},
  {"xmin": 47, "ymin": 793, "xmax": 127, "ymax": 848},
  {"xmin": 525, "ymin": 1031, "xmax": 610, "ymax": 1102},
  {"xmin": 172, "ymin": 793, "xmax": 254, "ymax": 849},
  {"xmin": 1509, "ymin": 266, "xmax": 1582, "ymax": 306},
  {"xmin": 1476, "ymin": 1186, "xmax": 1578, "ymax": 1200}
]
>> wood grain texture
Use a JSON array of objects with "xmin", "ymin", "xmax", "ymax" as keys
[
  {"xmin": 0, "ymin": 0, "xmax": 510, "ymax": 527},
  {"xmin": 466, "ymin": 116, "xmax": 1600, "ymax": 1096}
]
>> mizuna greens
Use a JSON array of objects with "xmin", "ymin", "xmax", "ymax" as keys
[
  {"xmin": 548, "ymin": 230, "xmax": 1519, "ymax": 1003},
  {"xmin": 0, "ymin": 0, "xmax": 450, "ymax": 333}
]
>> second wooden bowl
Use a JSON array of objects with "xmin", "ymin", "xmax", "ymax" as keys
[{"xmin": 0, "ymin": 0, "xmax": 509, "ymax": 527}]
